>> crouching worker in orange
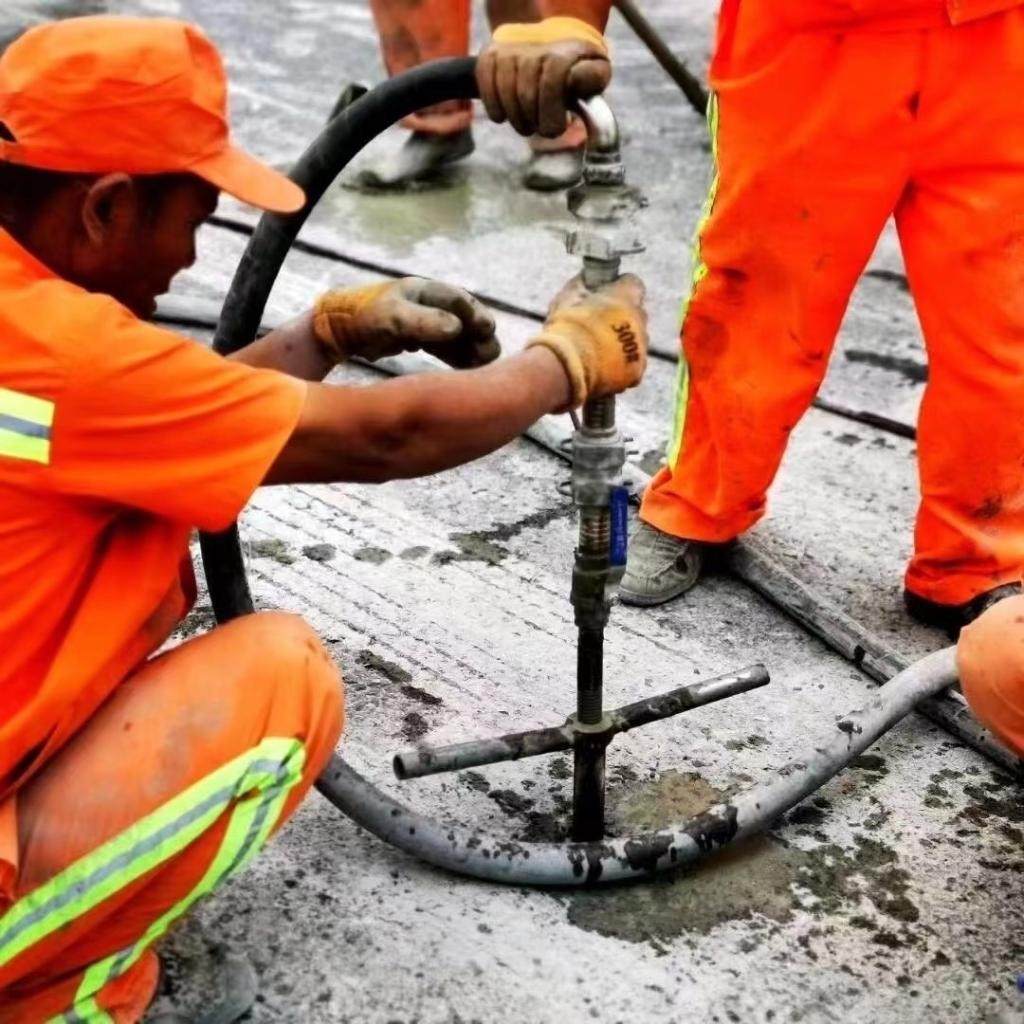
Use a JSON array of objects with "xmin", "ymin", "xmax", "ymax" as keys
[{"xmin": 0, "ymin": 16, "xmax": 647, "ymax": 1023}]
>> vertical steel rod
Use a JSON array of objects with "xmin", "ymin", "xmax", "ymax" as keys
[
  {"xmin": 572, "ymin": 391, "xmax": 617, "ymax": 841},
  {"xmin": 568, "ymin": 101, "xmax": 631, "ymax": 843}
]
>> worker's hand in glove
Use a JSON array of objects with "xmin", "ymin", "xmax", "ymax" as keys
[
  {"xmin": 313, "ymin": 279, "xmax": 500, "ymax": 368},
  {"xmin": 476, "ymin": 16, "xmax": 611, "ymax": 139},
  {"xmin": 528, "ymin": 273, "xmax": 647, "ymax": 410}
]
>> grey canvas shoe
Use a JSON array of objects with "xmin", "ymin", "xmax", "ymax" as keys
[
  {"xmin": 619, "ymin": 521, "xmax": 712, "ymax": 607},
  {"xmin": 359, "ymin": 128, "xmax": 474, "ymax": 188},
  {"xmin": 524, "ymin": 146, "xmax": 584, "ymax": 192}
]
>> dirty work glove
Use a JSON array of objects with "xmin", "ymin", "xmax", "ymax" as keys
[
  {"xmin": 477, "ymin": 16, "xmax": 611, "ymax": 139},
  {"xmin": 528, "ymin": 273, "xmax": 647, "ymax": 410},
  {"xmin": 313, "ymin": 279, "xmax": 500, "ymax": 368}
]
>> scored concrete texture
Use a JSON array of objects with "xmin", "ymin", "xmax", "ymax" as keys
[{"xmin": 5, "ymin": 2, "xmax": 1024, "ymax": 1023}]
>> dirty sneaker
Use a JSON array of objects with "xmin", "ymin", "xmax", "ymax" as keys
[
  {"xmin": 358, "ymin": 128, "xmax": 474, "ymax": 188},
  {"xmin": 524, "ymin": 146, "xmax": 584, "ymax": 192},
  {"xmin": 146, "ymin": 945, "xmax": 257, "ymax": 1024},
  {"xmin": 619, "ymin": 522, "xmax": 715, "ymax": 607},
  {"xmin": 904, "ymin": 582, "xmax": 1023, "ymax": 638}
]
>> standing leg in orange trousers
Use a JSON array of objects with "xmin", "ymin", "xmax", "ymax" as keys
[
  {"xmin": 364, "ymin": 0, "xmax": 477, "ymax": 188},
  {"xmin": 0, "ymin": 612, "xmax": 343, "ymax": 1023},
  {"xmin": 893, "ymin": 11, "xmax": 1024, "ymax": 627},
  {"xmin": 621, "ymin": 17, "xmax": 918, "ymax": 607},
  {"xmin": 363, "ymin": 0, "xmax": 609, "ymax": 189}
]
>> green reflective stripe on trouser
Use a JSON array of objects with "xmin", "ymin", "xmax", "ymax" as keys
[
  {"xmin": 667, "ymin": 93, "xmax": 721, "ymax": 471},
  {"xmin": 45, "ymin": 737, "xmax": 305, "ymax": 1024},
  {"xmin": 0, "ymin": 736, "xmax": 304, "ymax": 1024},
  {"xmin": 0, "ymin": 386, "xmax": 55, "ymax": 465}
]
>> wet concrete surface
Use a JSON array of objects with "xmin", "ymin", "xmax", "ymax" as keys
[{"xmin": 5, "ymin": 1, "xmax": 1024, "ymax": 1022}]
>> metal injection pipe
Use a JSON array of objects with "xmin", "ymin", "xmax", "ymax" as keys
[{"xmin": 565, "ymin": 95, "xmax": 639, "ymax": 841}]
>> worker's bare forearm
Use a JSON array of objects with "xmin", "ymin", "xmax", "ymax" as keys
[
  {"xmin": 229, "ymin": 310, "xmax": 335, "ymax": 381},
  {"xmin": 267, "ymin": 347, "xmax": 570, "ymax": 485}
]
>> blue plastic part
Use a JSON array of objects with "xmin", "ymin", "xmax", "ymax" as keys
[{"xmin": 610, "ymin": 486, "xmax": 629, "ymax": 567}]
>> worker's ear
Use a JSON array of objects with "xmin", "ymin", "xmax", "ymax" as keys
[{"xmin": 79, "ymin": 173, "xmax": 138, "ymax": 246}]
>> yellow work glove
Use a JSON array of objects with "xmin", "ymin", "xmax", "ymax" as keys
[
  {"xmin": 313, "ymin": 278, "xmax": 500, "ymax": 368},
  {"xmin": 528, "ymin": 273, "xmax": 647, "ymax": 410},
  {"xmin": 477, "ymin": 16, "xmax": 611, "ymax": 139}
]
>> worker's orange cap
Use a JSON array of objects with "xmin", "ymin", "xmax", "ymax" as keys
[{"xmin": 0, "ymin": 16, "xmax": 305, "ymax": 214}]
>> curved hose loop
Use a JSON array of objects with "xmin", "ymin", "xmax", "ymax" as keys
[
  {"xmin": 317, "ymin": 648, "xmax": 958, "ymax": 886},
  {"xmin": 198, "ymin": 58, "xmax": 963, "ymax": 886}
]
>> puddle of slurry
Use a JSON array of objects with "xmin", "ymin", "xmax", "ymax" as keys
[
  {"xmin": 400, "ymin": 546, "xmax": 430, "ymax": 562},
  {"xmin": 565, "ymin": 770, "xmax": 922, "ymax": 950},
  {"xmin": 400, "ymin": 683, "xmax": 444, "ymax": 708},
  {"xmin": 313, "ymin": 151, "xmax": 569, "ymax": 258},
  {"xmin": 567, "ymin": 772, "xmax": 799, "ymax": 948},
  {"xmin": 432, "ymin": 534, "xmax": 508, "ymax": 567},
  {"xmin": 432, "ymin": 507, "xmax": 574, "ymax": 567},
  {"xmin": 400, "ymin": 711, "xmax": 430, "ymax": 743}
]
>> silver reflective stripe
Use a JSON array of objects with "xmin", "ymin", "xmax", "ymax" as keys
[
  {"xmin": 0, "ymin": 412, "xmax": 50, "ymax": 440},
  {"xmin": 221, "ymin": 766, "xmax": 289, "ymax": 879},
  {"xmin": 0, "ymin": 781, "xmax": 236, "ymax": 957},
  {"xmin": 0, "ymin": 756, "xmax": 288, "ymax": 956}
]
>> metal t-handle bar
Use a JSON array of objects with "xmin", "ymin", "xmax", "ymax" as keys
[{"xmin": 394, "ymin": 665, "xmax": 769, "ymax": 781}]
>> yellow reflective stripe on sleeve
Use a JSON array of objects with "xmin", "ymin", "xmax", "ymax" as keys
[
  {"xmin": 0, "ymin": 387, "xmax": 55, "ymax": 465},
  {"xmin": 668, "ymin": 93, "xmax": 720, "ymax": 471},
  {"xmin": 0, "ymin": 386, "xmax": 54, "ymax": 427},
  {"xmin": 0, "ymin": 427, "xmax": 49, "ymax": 465}
]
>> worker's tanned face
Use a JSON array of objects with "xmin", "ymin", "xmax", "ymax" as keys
[{"xmin": 77, "ymin": 175, "xmax": 220, "ymax": 319}]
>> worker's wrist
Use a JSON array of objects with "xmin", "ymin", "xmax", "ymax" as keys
[
  {"xmin": 520, "ymin": 344, "xmax": 576, "ymax": 413},
  {"xmin": 527, "ymin": 325, "xmax": 591, "ymax": 411},
  {"xmin": 491, "ymin": 16, "xmax": 608, "ymax": 55},
  {"xmin": 312, "ymin": 283, "xmax": 392, "ymax": 363},
  {"xmin": 312, "ymin": 292, "xmax": 352, "ymax": 363}
]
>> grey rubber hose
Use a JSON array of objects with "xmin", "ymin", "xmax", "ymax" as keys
[{"xmin": 316, "ymin": 648, "xmax": 958, "ymax": 886}]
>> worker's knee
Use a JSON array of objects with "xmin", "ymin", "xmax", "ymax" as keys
[
  {"xmin": 957, "ymin": 596, "xmax": 1024, "ymax": 755},
  {"xmin": 235, "ymin": 611, "xmax": 345, "ymax": 754},
  {"xmin": 242, "ymin": 609, "xmax": 323, "ymax": 659}
]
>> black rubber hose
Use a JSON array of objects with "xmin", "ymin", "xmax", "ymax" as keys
[{"xmin": 199, "ymin": 57, "xmax": 479, "ymax": 622}]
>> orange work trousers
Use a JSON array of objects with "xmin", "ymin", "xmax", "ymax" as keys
[
  {"xmin": 958, "ymin": 594, "xmax": 1024, "ymax": 756},
  {"xmin": 369, "ymin": 0, "xmax": 611, "ymax": 136},
  {"xmin": 641, "ymin": 5, "xmax": 1024, "ymax": 606},
  {"xmin": 0, "ymin": 612, "xmax": 343, "ymax": 1023}
]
